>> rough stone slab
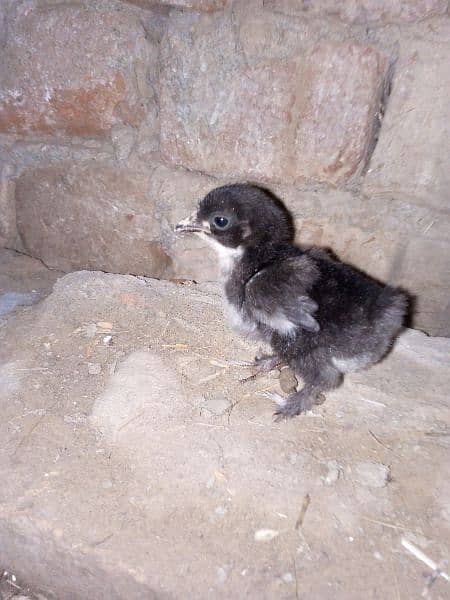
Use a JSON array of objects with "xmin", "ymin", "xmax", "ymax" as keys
[
  {"xmin": 122, "ymin": 0, "xmax": 228, "ymax": 11},
  {"xmin": 291, "ymin": 43, "xmax": 389, "ymax": 184},
  {"xmin": 0, "ymin": 248, "xmax": 62, "ymax": 319},
  {"xmin": 265, "ymin": 0, "xmax": 449, "ymax": 24},
  {"xmin": 395, "ymin": 237, "xmax": 450, "ymax": 336},
  {"xmin": 160, "ymin": 12, "xmax": 389, "ymax": 185},
  {"xmin": 363, "ymin": 23, "xmax": 450, "ymax": 212},
  {"xmin": 0, "ymin": 2, "xmax": 156, "ymax": 136},
  {"xmin": 15, "ymin": 162, "xmax": 171, "ymax": 276},
  {"xmin": 0, "ymin": 2, "xmax": 7, "ymax": 43},
  {"xmin": 0, "ymin": 134, "xmax": 116, "ymax": 176},
  {"xmin": 0, "ymin": 271, "xmax": 449, "ymax": 598},
  {"xmin": 236, "ymin": 1, "xmax": 355, "ymax": 62},
  {"xmin": 0, "ymin": 163, "xmax": 17, "ymax": 248},
  {"xmin": 149, "ymin": 164, "xmax": 219, "ymax": 280}
]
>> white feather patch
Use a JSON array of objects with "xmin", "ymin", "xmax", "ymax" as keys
[
  {"xmin": 223, "ymin": 298, "xmax": 259, "ymax": 338},
  {"xmin": 198, "ymin": 236, "xmax": 259, "ymax": 337},
  {"xmin": 332, "ymin": 353, "xmax": 372, "ymax": 373},
  {"xmin": 205, "ymin": 237, "xmax": 243, "ymax": 275},
  {"xmin": 254, "ymin": 309, "xmax": 297, "ymax": 336}
]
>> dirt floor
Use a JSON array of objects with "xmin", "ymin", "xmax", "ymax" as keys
[{"xmin": 0, "ymin": 248, "xmax": 449, "ymax": 599}]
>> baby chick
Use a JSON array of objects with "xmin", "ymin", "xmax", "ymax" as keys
[{"xmin": 175, "ymin": 184, "xmax": 407, "ymax": 419}]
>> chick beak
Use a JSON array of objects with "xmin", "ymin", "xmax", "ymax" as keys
[{"xmin": 175, "ymin": 211, "xmax": 210, "ymax": 235}]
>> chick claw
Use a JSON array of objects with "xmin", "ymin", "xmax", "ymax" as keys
[
  {"xmin": 239, "ymin": 354, "xmax": 283, "ymax": 384},
  {"xmin": 262, "ymin": 390, "xmax": 325, "ymax": 420}
]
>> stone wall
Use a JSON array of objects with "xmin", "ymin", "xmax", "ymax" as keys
[{"xmin": 0, "ymin": 0, "xmax": 449, "ymax": 335}]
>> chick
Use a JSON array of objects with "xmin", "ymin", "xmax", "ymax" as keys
[{"xmin": 175, "ymin": 184, "xmax": 407, "ymax": 419}]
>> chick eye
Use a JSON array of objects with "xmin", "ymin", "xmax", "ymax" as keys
[{"xmin": 213, "ymin": 216, "xmax": 229, "ymax": 229}]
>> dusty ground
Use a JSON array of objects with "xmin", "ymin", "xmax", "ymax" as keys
[{"xmin": 0, "ymin": 249, "xmax": 449, "ymax": 599}]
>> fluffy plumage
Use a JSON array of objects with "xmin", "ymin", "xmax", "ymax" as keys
[{"xmin": 175, "ymin": 184, "xmax": 407, "ymax": 419}]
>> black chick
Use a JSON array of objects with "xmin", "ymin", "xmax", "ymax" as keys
[{"xmin": 175, "ymin": 184, "xmax": 407, "ymax": 419}]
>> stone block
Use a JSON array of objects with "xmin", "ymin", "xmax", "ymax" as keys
[
  {"xmin": 149, "ymin": 164, "xmax": 219, "ymax": 281},
  {"xmin": 397, "ymin": 238, "xmax": 450, "ymax": 336},
  {"xmin": 0, "ymin": 2, "xmax": 156, "ymax": 136},
  {"xmin": 292, "ymin": 43, "xmax": 389, "ymax": 184},
  {"xmin": 294, "ymin": 218, "xmax": 398, "ymax": 284},
  {"xmin": 122, "ymin": 0, "xmax": 227, "ymax": 11},
  {"xmin": 264, "ymin": 0, "xmax": 449, "ymax": 24},
  {"xmin": 236, "ymin": 2, "xmax": 352, "ymax": 62},
  {"xmin": 363, "ymin": 27, "xmax": 450, "ymax": 212},
  {"xmin": 160, "ymin": 14, "xmax": 389, "ymax": 185},
  {"xmin": 15, "ymin": 163, "xmax": 171, "ymax": 276},
  {"xmin": 0, "ymin": 163, "xmax": 18, "ymax": 248}
]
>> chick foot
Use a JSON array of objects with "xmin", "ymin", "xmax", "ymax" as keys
[
  {"xmin": 240, "ymin": 354, "xmax": 283, "ymax": 383},
  {"xmin": 263, "ymin": 387, "xmax": 326, "ymax": 420}
]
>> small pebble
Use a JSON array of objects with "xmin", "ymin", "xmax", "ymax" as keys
[
  {"xmin": 103, "ymin": 335, "xmax": 113, "ymax": 346},
  {"xmin": 322, "ymin": 460, "xmax": 341, "ymax": 486},
  {"xmin": 216, "ymin": 566, "xmax": 228, "ymax": 583},
  {"xmin": 201, "ymin": 395, "xmax": 231, "ymax": 416},
  {"xmin": 214, "ymin": 505, "xmax": 227, "ymax": 516},
  {"xmin": 254, "ymin": 528, "xmax": 279, "ymax": 542},
  {"xmin": 88, "ymin": 363, "xmax": 102, "ymax": 375},
  {"xmin": 289, "ymin": 452, "xmax": 298, "ymax": 465},
  {"xmin": 281, "ymin": 572, "xmax": 294, "ymax": 584},
  {"xmin": 85, "ymin": 323, "xmax": 97, "ymax": 338},
  {"xmin": 354, "ymin": 461, "xmax": 390, "ymax": 488},
  {"xmin": 441, "ymin": 507, "xmax": 450, "ymax": 523}
]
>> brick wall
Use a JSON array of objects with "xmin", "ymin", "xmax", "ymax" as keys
[{"xmin": 0, "ymin": 0, "xmax": 449, "ymax": 335}]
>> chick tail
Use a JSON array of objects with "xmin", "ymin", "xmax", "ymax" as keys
[{"xmin": 374, "ymin": 285, "xmax": 408, "ymax": 338}]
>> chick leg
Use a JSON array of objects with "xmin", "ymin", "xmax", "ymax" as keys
[
  {"xmin": 271, "ymin": 362, "xmax": 342, "ymax": 420},
  {"xmin": 240, "ymin": 353, "xmax": 283, "ymax": 383}
]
